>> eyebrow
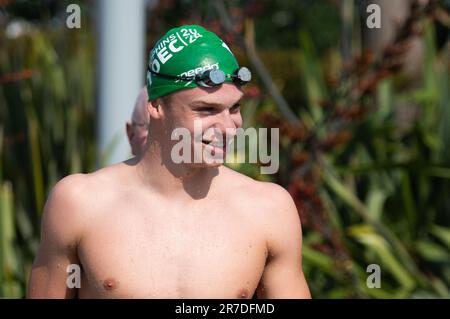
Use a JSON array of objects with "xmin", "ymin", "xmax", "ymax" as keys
[
  {"xmin": 189, "ymin": 101, "xmax": 225, "ymax": 108},
  {"xmin": 189, "ymin": 97, "xmax": 243, "ymax": 109}
]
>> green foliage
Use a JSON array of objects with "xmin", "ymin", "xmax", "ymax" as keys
[
  {"xmin": 0, "ymin": 0, "xmax": 449, "ymax": 299},
  {"xmin": 0, "ymin": 25, "xmax": 96, "ymax": 297},
  {"xmin": 255, "ymin": 18, "xmax": 450, "ymax": 298}
]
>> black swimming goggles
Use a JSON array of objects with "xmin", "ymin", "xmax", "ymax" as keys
[{"xmin": 148, "ymin": 66, "xmax": 252, "ymax": 88}]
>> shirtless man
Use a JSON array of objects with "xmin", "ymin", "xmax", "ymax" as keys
[
  {"xmin": 27, "ymin": 25, "xmax": 311, "ymax": 299},
  {"xmin": 126, "ymin": 87, "xmax": 149, "ymax": 157}
]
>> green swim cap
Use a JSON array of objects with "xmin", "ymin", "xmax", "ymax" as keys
[{"xmin": 146, "ymin": 25, "xmax": 240, "ymax": 101}]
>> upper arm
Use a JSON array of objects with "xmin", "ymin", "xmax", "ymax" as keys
[
  {"xmin": 257, "ymin": 184, "xmax": 311, "ymax": 299},
  {"xmin": 27, "ymin": 175, "xmax": 87, "ymax": 299}
]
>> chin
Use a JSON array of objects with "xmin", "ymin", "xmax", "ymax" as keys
[{"xmin": 188, "ymin": 160, "xmax": 224, "ymax": 169}]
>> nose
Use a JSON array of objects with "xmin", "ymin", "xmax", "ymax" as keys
[
  {"xmin": 202, "ymin": 110, "xmax": 237, "ymax": 144},
  {"xmin": 215, "ymin": 109, "xmax": 239, "ymax": 135}
]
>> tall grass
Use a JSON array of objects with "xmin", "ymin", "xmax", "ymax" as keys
[
  {"xmin": 252, "ymin": 17, "xmax": 450, "ymax": 298},
  {"xmin": 0, "ymin": 25, "xmax": 96, "ymax": 297}
]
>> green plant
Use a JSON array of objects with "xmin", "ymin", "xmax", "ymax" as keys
[{"xmin": 0, "ymin": 25, "xmax": 96, "ymax": 297}]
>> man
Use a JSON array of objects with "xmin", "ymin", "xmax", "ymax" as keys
[
  {"xmin": 126, "ymin": 87, "xmax": 150, "ymax": 157},
  {"xmin": 28, "ymin": 25, "xmax": 311, "ymax": 299}
]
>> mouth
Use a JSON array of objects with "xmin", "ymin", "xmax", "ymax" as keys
[
  {"xmin": 201, "ymin": 139, "xmax": 227, "ymax": 155},
  {"xmin": 202, "ymin": 139, "xmax": 224, "ymax": 147}
]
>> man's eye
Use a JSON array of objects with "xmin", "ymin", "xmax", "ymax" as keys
[
  {"xmin": 197, "ymin": 107, "xmax": 216, "ymax": 113},
  {"xmin": 230, "ymin": 104, "xmax": 241, "ymax": 113}
]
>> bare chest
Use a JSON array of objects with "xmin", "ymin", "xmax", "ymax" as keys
[{"xmin": 77, "ymin": 204, "xmax": 267, "ymax": 298}]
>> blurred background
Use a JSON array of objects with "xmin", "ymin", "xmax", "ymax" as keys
[{"xmin": 0, "ymin": 0, "xmax": 449, "ymax": 298}]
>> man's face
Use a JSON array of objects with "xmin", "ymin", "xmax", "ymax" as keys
[
  {"xmin": 126, "ymin": 103, "xmax": 149, "ymax": 156},
  {"xmin": 160, "ymin": 83, "xmax": 243, "ymax": 167},
  {"xmin": 129, "ymin": 120, "xmax": 149, "ymax": 156}
]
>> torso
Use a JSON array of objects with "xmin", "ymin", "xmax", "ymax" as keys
[{"xmin": 75, "ymin": 164, "xmax": 269, "ymax": 298}]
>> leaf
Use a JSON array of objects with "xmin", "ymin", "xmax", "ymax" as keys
[
  {"xmin": 424, "ymin": 167, "xmax": 450, "ymax": 179},
  {"xmin": 323, "ymin": 165, "xmax": 424, "ymax": 282},
  {"xmin": 428, "ymin": 276, "xmax": 450, "ymax": 298},
  {"xmin": 0, "ymin": 182, "xmax": 19, "ymax": 297},
  {"xmin": 430, "ymin": 225, "xmax": 450, "ymax": 249},
  {"xmin": 415, "ymin": 240, "xmax": 450, "ymax": 262},
  {"xmin": 348, "ymin": 225, "xmax": 416, "ymax": 290},
  {"xmin": 302, "ymin": 245, "xmax": 334, "ymax": 274},
  {"xmin": 366, "ymin": 188, "xmax": 387, "ymax": 220}
]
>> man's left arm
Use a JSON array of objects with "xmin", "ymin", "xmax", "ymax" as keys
[{"xmin": 256, "ymin": 185, "xmax": 311, "ymax": 299}]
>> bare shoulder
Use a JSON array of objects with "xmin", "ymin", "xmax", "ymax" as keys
[
  {"xmin": 42, "ymin": 163, "xmax": 127, "ymax": 242},
  {"xmin": 221, "ymin": 167, "xmax": 303, "ymax": 256},
  {"xmin": 39, "ymin": 173, "xmax": 88, "ymax": 249},
  {"xmin": 46, "ymin": 171, "xmax": 99, "ymax": 215},
  {"xmin": 220, "ymin": 167, "xmax": 299, "ymax": 220},
  {"xmin": 42, "ymin": 173, "xmax": 98, "ymax": 240},
  {"xmin": 49, "ymin": 162, "xmax": 131, "ymax": 203}
]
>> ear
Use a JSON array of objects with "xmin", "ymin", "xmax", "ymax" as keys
[
  {"xmin": 147, "ymin": 99, "xmax": 164, "ymax": 120},
  {"xmin": 126, "ymin": 121, "xmax": 134, "ymax": 143}
]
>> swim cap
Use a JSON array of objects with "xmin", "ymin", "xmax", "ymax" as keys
[{"xmin": 146, "ymin": 25, "xmax": 240, "ymax": 101}]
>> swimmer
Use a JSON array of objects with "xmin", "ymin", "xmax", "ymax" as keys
[{"xmin": 27, "ymin": 25, "xmax": 311, "ymax": 299}]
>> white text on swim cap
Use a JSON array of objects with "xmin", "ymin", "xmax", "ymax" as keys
[{"xmin": 151, "ymin": 28, "xmax": 203, "ymax": 73}]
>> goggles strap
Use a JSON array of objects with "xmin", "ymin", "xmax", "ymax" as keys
[{"xmin": 148, "ymin": 66, "xmax": 251, "ymax": 86}]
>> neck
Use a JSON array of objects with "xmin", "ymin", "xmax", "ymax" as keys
[{"xmin": 135, "ymin": 139, "xmax": 219, "ymax": 200}]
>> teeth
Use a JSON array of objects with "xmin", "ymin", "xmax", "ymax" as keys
[
  {"xmin": 210, "ymin": 141, "xmax": 225, "ymax": 147},
  {"xmin": 202, "ymin": 140, "xmax": 223, "ymax": 147}
]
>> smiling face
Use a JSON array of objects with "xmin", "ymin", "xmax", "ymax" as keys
[{"xmin": 154, "ymin": 83, "xmax": 243, "ymax": 167}]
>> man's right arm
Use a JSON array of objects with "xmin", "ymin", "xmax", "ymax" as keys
[{"xmin": 27, "ymin": 175, "xmax": 86, "ymax": 299}]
